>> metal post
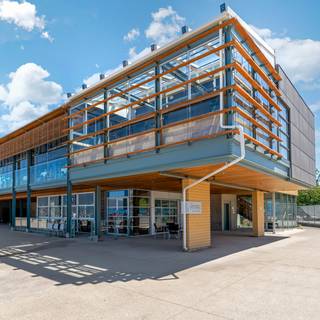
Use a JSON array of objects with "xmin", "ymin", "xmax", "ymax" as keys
[
  {"xmin": 11, "ymin": 156, "xmax": 16, "ymax": 229},
  {"xmin": 94, "ymin": 185, "xmax": 101, "ymax": 240},
  {"xmin": 155, "ymin": 63, "xmax": 161, "ymax": 151},
  {"xmin": 103, "ymin": 88, "xmax": 109, "ymax": 163},
  {"xmin": 66, "ymin": 108, "xmax": 73, "ymax": 237},
  {"xmin": 272, "ymin": 192, "xmax": 276, "ymax": 234},
  {"xmin": 26, "ymin": 150, "xmax": 31, "ymax": 231},
  {"xmin": 66, "ymin": 178, "xmax": 72, "ymax": 237}
]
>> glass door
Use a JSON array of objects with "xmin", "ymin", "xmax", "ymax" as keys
[{"xmin": 106, "ymin": 190, "xmax": 129, "ymax": 236}]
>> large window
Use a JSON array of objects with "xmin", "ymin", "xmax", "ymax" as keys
[
  {"xmin": 155, "ymin": 199, "xmax": 179, "ymax": 229},
  {"xmin": 264, "ymin": 193, "xmax": 297, "ymax": 229},
  {"xmin": 277, "ymin": 100, "xmax": 290, "ymax": 160},
  {"xmin": 105, "ymin": 189, "xmax": 151, "ymax": 236}
]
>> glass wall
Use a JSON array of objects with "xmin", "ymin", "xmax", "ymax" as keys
[
  {"xmin": 34, "ymin": 192, "xmax": 95, "ymax": 236},
  {"xmin": 68, "ymin": 34, "xmax": 226, "ymax": 166},
  {"xmin": 0, "ymin": 158, "xmax": 13, "ymax": 190},
  {"xmin": 264, "ymin": 193, "xmax": 297, "ymax": 229},
  {"xmin": 106, "ymin": 189, "xmax": 151, "ymax": 236},
  {"xmin": 30, "ymin": 137, "xmax": 67, "ymax": 185},
  {"xmin": 154, "ymin": 199, "xmax": 179, "ymax": 229},
  {"xmin": 15, "ymin": 152, "xmax": 27, "ymax": 188},
  {"xmin": 34, "ymin": 195, "xmax": 66, "ymax": 231}
]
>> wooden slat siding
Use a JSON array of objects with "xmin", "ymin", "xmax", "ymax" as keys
[
  {"xmin": 252, "ymin": 190, "xmax": 265, "ymax": 236},
  {"xmin": 0, "ymin": 114, "xmax": 68, "ymax": 160},
  {"xmin": 183, "ymin": 178, "xmax": 211, "ymax": 251}
]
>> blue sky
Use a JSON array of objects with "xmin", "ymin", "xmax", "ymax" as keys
[{"xmin": 0, "ymin": 0, "xmax": 319, "ymax": 164}]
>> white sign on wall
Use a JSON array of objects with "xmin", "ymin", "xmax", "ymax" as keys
[{"xmin": 183, "ymin": 201, "xmax": 202, "ymax": 214}]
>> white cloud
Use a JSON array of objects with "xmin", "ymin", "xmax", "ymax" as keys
[
  {"xmin": 41, "ymin": 30, "xmax": 53, "ymax": 42},
  {"xmin": 0, "ymin": 0, "xmax": 52, "ymax": 41},
  {"xmin": 124, "ymin": 28, "xmax": 140, "ymax": 42},
  {"xmin": 0, "ymin": 63, "xmax": 64, "ymax": 134},
  {"xmin": 145, "ymin": 6, "xmax": 185, "ymax": 46},
  {"xmin": 128, "ymin": 46, "xmax": 150, "ymax": 62},
  {"xmin": 83, "ymin": 6, "xmax": 184, "ymax": 90},
  {"xmin": 252, "ymin": 25, "xmax": 320, "ymax": 88}
]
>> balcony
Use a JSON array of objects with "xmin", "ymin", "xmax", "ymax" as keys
[
  {"xmin": 30, "ymin": 158, "xmax": 67, "ymax": 186},
  {"xmin": 15, "ymin": 167, "xmax": 27, "ymax": 188},
  {"xmin": 0, "ymin": 171, "xmax": 12, "ymax": 191}
]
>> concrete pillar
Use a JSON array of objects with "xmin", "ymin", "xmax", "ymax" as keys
[
  {"xmin": 182, "ymin": 178, "xmax": 211, "ymax": 251},
  {"xmin": 252, "ymin": 190, "xmax": 265, "ymax": 236}
]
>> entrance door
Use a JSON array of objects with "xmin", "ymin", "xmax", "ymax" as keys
[
  {"xmin": 223, "ymin": 203, "xmax": 230, "ymax": 231},
  {"xmin": 106, "ymin": 191, "xmax": 129, "ymax": 236}
]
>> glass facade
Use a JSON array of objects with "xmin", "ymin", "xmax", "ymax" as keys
[
  {"xmin": 264, "ymin": 193, "xmax": 297, "ymax": 229},
  {"xmin": 33, "ymin": 192, "xmax": 95, "ymax": 236},
  {"xmin": 155, "ymin": 199, "xmax": 179, "ymax": 229},
  {"xmin": 30, "ymin": 157, "xmax": 67, "ymax": 185},
  {"xmin": 0, "ymin": 158, "xmax": 13, "ymax": 190},
  {"xmin": 105, "ymin": 189, "xmax": 151, "ymax": 236}
]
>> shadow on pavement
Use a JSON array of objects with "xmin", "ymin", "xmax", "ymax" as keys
[{"xmin": 0, "ymin": 224, "xmax": 287, "ymax": 286}]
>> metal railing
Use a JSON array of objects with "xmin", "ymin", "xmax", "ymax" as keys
[{"xmin": 297, "ymin": 205, "xmax": 320, "ymax": 227}]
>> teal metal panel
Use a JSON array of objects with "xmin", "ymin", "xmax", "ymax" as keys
[{"xmin": 70, "ymin": 136, "xmax": 233, "ymax": 183}]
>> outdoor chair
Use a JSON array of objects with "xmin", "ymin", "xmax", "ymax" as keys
[
  {"xmin": 166, "ymin": 223, "xmax": 179, "ymax": 239},
  {"xmin": 153, "ymin": 223, "xmax": 167, "ymax": 239}
]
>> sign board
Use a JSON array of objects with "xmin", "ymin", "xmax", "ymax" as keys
[{"xmin": 183, "ymin": 201, "xmax": 202, "ymax": 214}]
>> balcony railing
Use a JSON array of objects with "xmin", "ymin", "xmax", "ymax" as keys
[
  {"xmin": 0, "ymin": 171, "xmax": 12, "ymax": 190},
  {"xmin": 30, "ymin": 157, "xmax": 67, "ymax": 185},
  {"xmin": 15, "ymin": 167, "xmax": 27, "ymax": 188}
]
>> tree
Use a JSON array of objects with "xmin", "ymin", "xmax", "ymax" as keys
[{"xmin": 297, "ymin": 187, "xmax": 320, "ymax": 206}]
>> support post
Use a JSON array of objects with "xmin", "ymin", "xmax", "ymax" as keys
[
  {"xmin": 26, "ymin": 150, "xmax": 31, "ymax": 231},
  {"xmin": 182, "ymin": 178, "xmax": 211, "ymax": 251},
  {"xmin": 66, "ymin": 179, "xmax": 72, "ymax": 237},
  {"xmin": 155, "ymin": 63, "xmax": 161, "ymax": 150},
  {"xmin": 66, "ymin": 108, "xmax": 73, "ymax": 238},
  {"xmin": 94, "ymin": 185, "xmax": 101, "ymax": 240},
  {"xmin": 272, "ymin": 192, "xmax": 276, "ymax": 234},
  {"xmin": 252, "ymin": 190, "xmax": 265, "ymax": 236},
  {"xmin": 11, "ymin": 156, "xmax": 16, "ymax": 229}
]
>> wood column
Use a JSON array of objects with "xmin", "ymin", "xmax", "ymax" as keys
[
  {"xmin": 182, "ymin": 179, "xmax": 211, "ymax": 251},
  {"xmin": 252, "ymin": 190, "xmax": 265, "ymax": 236}
]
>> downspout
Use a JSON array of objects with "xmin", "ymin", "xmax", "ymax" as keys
[{"xmin": 182, "ymin": 22, "xmax": 246, "ymax": 251}]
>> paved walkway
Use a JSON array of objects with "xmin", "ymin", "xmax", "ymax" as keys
[{"xmin": 0, "ymin": 225, "xmax": 319, "ymax": 319}]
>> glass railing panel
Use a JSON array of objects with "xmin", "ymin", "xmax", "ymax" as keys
[
  {"xmin": 0, "ymin": 171, "xmax": 13, "ymax": 190},
  {"xmin": 162, "ymin": 114, "xmax": 221, "ymax": 145},
  {"xmin": 108, "ymin": 132, "xmax": 155, "ymax": 158},
  {"xmin": 15, "ymin": 167, "xmax": 27, "ymax": 188},
  {"xmin": 71, "ymin": 146, "xmax": 104, "ymax": 166},
  {"xmin": 30, "ymin": 158, "xmax": 67, "ymax": 185}
]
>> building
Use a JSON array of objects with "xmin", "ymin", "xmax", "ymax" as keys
[{"xmin": 0, "ymin": 5, "xmax": 315, "ymax": 251}]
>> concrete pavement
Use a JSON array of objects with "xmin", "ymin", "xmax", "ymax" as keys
[{"xmin": 0, "ymin": 225, "xmax": 319, "ymax": 320}]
